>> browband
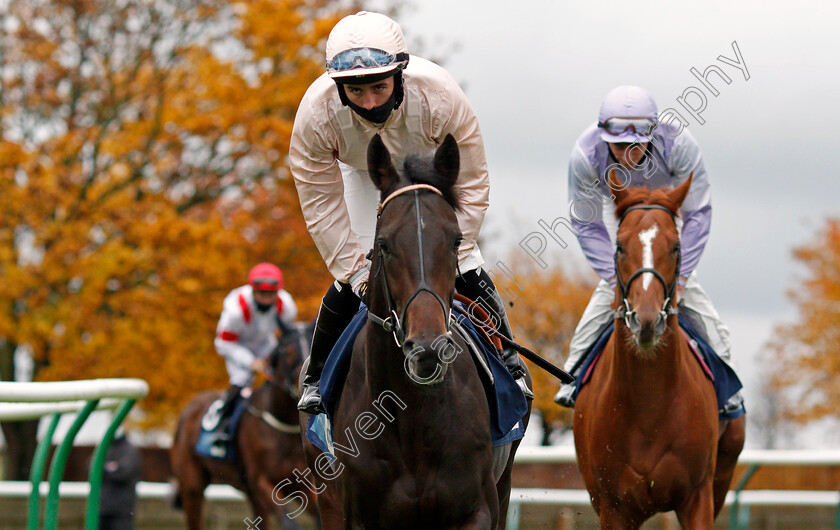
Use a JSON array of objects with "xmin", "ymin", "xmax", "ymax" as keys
[{"xmin": 378, "ymin": 184, "xmax": 442, "ymax": 214}]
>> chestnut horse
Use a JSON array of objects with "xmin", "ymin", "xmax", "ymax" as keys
[
  {"xmin": 299, "ymin": 134, "xmax": 531, "ymax": 529},
  {"xmin": 574, "ymin": 175, "xmax": 745, "ymax": 529},
  {"xmin": 171, "ymin": 321, "xmax": 320, "ymax": 530}
]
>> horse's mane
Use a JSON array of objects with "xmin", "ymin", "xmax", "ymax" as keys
[
  {"xmin": 614, "ymin": 187, "xmax": 680, "ymax": 220},
  {"xmin": 402, "ymin": 154, "xmax": 462, "ymax": 211}
]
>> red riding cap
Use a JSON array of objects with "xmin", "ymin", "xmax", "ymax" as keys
[{"xmin": 248, "ymin": 263, "xmax": 283, "ymax": 291}]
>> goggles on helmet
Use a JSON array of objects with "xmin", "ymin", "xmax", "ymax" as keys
[
  {"xmin": 250, "ymin": 277, "xmax": 280, "ymax": 291},
  {"xmin": 327, "ymin": 47, "xmax": 408, "ymax": 74},
  {"xmin": 597, "ymin": 117, "xmax": 657, "ymax": 137}
]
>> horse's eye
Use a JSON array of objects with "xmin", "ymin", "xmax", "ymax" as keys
[
  {"xmin": 616, "ymin": 243, "xmax": 625, "ymax": 255},
  {"xmin": 377, "ymin": 240, "xmax": 390, "ymax": 254},
  {"xmin": 672, "ymin": 244, "xmax": 681, "ymax": 254},
  {"xmin": 453, "ymin": 235, "xmax": 463, "ymax": 249}
]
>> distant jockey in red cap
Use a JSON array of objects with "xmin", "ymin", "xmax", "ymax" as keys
[{"xmin": 212, "ymin": 263, "xmax": 298, "ymax": 439}]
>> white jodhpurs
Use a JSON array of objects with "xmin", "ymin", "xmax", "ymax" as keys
[{"xmin": 226, "ymin": 361, "xmax": 254, "ymax": 388}]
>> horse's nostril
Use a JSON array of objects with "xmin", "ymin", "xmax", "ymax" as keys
[{"xmin": 431, "ymin": 334, "xmax": 459, "ymax": 363}]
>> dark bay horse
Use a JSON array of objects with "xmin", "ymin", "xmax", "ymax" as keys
[
  {"xmin": 299, "ymin": 134, "xmax": 531, "ymax": 529},
  {"xmin": 171, "ymin": 321, "xmax": 320, "ymax": 530},
  {"xmin": 573, "ymin": 174, "xmax": 745, "ymax": 529}
]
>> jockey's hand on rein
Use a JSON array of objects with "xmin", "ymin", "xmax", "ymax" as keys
[
  {"xmin": 675, "ymin": 284, "xmax": 685, "ymax": 305},
  {"xmin": 350, "ymin": 265, "xmax": 370, "ymax": 299},
  {"xmin": 250, "ymin": 357, "xmax": 268, "ymax": 374}
]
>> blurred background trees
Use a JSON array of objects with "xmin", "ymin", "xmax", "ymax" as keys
[
  {"xmin": 499, "ymin": 255, "xmax": 595, "ymax": 444},
  {"xmin": 766, "ymin": 218, "xmax": 840, "ymax": 429},
  {"xmin": 0, "ymin": 0, "xmax": 349, "ymax": 442}
]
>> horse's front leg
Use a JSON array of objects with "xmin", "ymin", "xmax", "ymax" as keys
[
  {"xmin": 714, "ymin": 415, "xmax": 746, "ymax": 516},
  {"xmin": 313, "ymin": 486, "xmax": 345, "ymax": 530},
  {"xmin": 675, "ymin": 478, "xmax": 716, "ymax": 530},
  {"xmin": 251, "ymin": 474, "xmax": 310, "ymax": 530},
  {"xmin": 452, "ymin": 505, "xmax": 494, "ymax": 529},
  {"xmin": 597, "ymin": 503, "xmax": 645, "ymax": 530},
  {"xmin": 244, "ymin": 500, "xmax": 271, "ymax": 530}
]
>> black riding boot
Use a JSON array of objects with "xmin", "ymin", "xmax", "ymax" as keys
[
  {"xmin": 215, "ymin": 384, "xmax": 242, "ymax": 440},
  {"xmin": 456, "ymin": 269, "xmax": 534, "ymax": 400},
  {"xmin": 297, "ymin": 282, "xmax": 360, "ymax": 415}
]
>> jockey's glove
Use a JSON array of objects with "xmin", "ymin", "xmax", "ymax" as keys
[{"xmin": 349, "ymin": 265, "xmax": 370, "ymax": 300}]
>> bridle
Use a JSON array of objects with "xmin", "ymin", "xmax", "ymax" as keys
[
  {"xmin": 366, "ymin": 184, "xmax": 453, "ymax": 347},
  {"xmin": 613, "ymin": 204, "xmax": 681, "ymax": 335}
]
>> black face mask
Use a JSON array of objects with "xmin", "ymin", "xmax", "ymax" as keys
[
  {"xmin": 336, "ymin": 71, "xmax": 405, "ymax": 124},
  {"xmin": 345, "ymin": 87, "xmax": 398, "ymax": 124},
  {"xmin": 255, "ymin": 301, "xmax": 274, "ymax": 313}
]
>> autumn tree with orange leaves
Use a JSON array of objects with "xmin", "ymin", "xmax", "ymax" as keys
[
  {"xmin": 0, "ymin": 0, "xmax": 356, "ymax": 472},
  {"xmin": 493, "ymin": 256, "xmax": 595, "ymax": 444},
  {"xmin": 767, "ymin": 218, "xmax": 840, "ymax": 426}
]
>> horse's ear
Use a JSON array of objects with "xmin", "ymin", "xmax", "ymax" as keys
[
  {"xmin": 668, "ymin": 173, "xmax": 693, "ymax": 210},
  {"xmin": 433, "ymin": 134, "xmax": 460, "ymax": 186},
  {"xmin": 608, "ymin": 168, "xmax": 630, "ymax": 205},
  {"xmin": 367, "ymin": 134, "xmax": 397, "ymax": 191}
]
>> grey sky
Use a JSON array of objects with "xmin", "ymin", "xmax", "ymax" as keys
[{"xmin": 397, "ymin": 0, "xmax": 840, "ymax": 446}]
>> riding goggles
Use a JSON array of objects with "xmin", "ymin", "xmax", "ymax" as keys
[
  {"xmin": 598, "ymin": 117, "xmax": 657, "ymax": 137},
  {"xmin": 251, "ymin": 278, "xmax": 280, "ymax": 291},
  {"xmin": 327, "ymin": 47, "xmax": 408, "ymax": 74}
]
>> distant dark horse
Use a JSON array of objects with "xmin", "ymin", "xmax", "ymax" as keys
[
  {"xmin": 574, "ymin": 174, "xmax": 746, "ymax": 529},
  {"xmin": 171, "ymin": 321, "xmax": 320, "ymax": 530},
  {"xmin": 299, "ymin": 134, "xmax": 531, "ymax": 529}
]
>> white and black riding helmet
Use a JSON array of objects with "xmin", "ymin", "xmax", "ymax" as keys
[{"xmin": 325, "ymin": 11, "xmax": 409, "ymax": 123}]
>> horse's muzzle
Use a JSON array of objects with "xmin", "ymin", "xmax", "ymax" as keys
[
  {"xmin": 402, "ymin": 333, "xmax": 459, "ymax": 385},
  {"xmin": 627, "ymin": 306, "xmax": 668, "ymax": 350}
]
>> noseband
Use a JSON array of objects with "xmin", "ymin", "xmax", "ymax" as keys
[
  {"xmin": 367, "ymin": 184, "xmax": 453, "ymax": 347},
  {"xmin": 614, "ymin": 204, "xmax": 681, "ymax": 335}
]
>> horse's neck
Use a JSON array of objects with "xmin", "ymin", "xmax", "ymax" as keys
[
  {"xmin": 260, "ymin": 380, "xmax": 298, "ymax": 425},
  {"xmin": 358, "ymin": 323, "xmax": 447, "ymax": 417},
  {"xmin": 361, "ymin": 324, "xmax": 409, "ymax": 389},
  {"xmin": 610, "ymin": 318, "xmax": 687, "ymax": 399}
]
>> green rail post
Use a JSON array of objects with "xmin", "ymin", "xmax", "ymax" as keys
[
  {"xmin": 27, "ymin": 413, "xmax": 61, "ymax": 530},
  {"xmin": 44, "ymin": 399, "xmax": 99, "ymax": 529},
  {"xmin": 506, "ymin": 501, "xmax": 520, "ymax": 530},
  {"xmin": 729, "ymin": 463, "xmax": 759, "ymax": 530},
  {"xmin": 84, "ymin": 399, "xmax": 137, "ymax": 530},
  {"xmin": 835, "ymin": 485, "xmax": 840, "ymax": 530}
]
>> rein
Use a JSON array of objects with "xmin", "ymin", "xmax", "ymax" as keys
[
  {"xmin": 613, "ymin": 204, "xmax": 681, "ymax": 335},
  {"xmin": 367, "ymin": 184, "xmax": 453, "ymax": 347},
  {"xmin": 454, "ymin": 293, "xmax": 574, "ymax": 384},
  {"xmin": 246, "ymin": 405, "xmax": 301, "ymax": 434},
  {"xmin": 246, "ymin": 331, "xmax": 305, "ymax": 433}
]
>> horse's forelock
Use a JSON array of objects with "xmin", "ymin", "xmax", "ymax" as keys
[
  {"xmin": 402, "ymin": 155, "xmax": 461, "ymax": 211},
  {"xmin": 614, "ymin": 187, "xmax": 651, "ymax": 220}
]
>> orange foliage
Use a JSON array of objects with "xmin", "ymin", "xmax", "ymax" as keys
[
  {"xmin": 767, "ymin": 218, "xmax": 840, "ymax": 423},
  {"xmin": 493, "ymin": 255, "xmax": 596, "ymax": 432},
  {"xmin": 0, "ymin": 0, "xmax": 355, "ymax": 426}
]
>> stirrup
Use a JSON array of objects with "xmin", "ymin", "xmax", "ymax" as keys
[
  {"xmin": 553, "ymin": 384, "xmax": 576, "ymax": 408},
  {"xmin": 515, "ymin": 374, "xmax": 534, "ymax": 400},
  {"xmin": 297, "ymin": 386, "xmax": 325, "ymax": 415},
  {"xmin": 212, "ymin": 425, "xmax": 232, "ymax": 444}
]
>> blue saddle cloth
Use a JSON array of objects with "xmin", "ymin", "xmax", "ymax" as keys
[
  {"xmin": 195, "ymin": 396, "xmax": 249, "ymax": 461},
  {"xmin": 306, "ymin": 303, "xmax": 528, "ymax": 458},
  {"xmin": 573, "ymin": 314, "xmax": 745, "ymax": 420}
]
